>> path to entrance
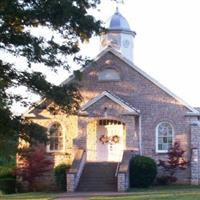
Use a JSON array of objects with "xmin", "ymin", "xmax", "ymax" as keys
[{"xmin": 55, "ymin": 192, "xmax": 128, "ymax": 200}]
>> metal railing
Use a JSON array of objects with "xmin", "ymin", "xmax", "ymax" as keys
[{"xmin": 67, "ymin": 149, "xmax": 86, "ymax": 192}]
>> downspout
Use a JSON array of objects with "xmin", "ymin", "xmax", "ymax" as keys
[{"xmin": 139, "ymin": 115, "xmax": 142, "ymax": 155}]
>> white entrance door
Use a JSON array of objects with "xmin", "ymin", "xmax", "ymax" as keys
[{"xmin": 96, "ymin": 120, "xmax": 124, "ymax": 162}]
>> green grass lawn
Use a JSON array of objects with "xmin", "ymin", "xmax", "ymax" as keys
[
  {"xmin": 90, "ymin": 185, "xmax": 200, "ymax": 200},
  {"xmin": 2, "ymin": 185, "xmax": 200, "ymax": 200},
  {"xmin": 0, "ymin": 192, "xmax": 55, "ymax": 200}
]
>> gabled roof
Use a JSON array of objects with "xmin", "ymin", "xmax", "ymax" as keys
[
  {"xmin": 80, "ymin": 91, "xmax": 140, "ymax": 115},
  {"xmin": 61, "ymin": 47, "xmax": 199, "ymax": 114},
  {"xmin": 23, "ymin": 98, "xmax": 46, "ymax": 118}
]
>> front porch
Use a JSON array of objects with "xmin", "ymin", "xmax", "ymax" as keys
[
  {"xmin": 66, "ymin": 91, "xmax": 141, "ymax": 192},
  {"xmin": 66, "ymin": 115, "xmax": 139, "ymax": 192}
]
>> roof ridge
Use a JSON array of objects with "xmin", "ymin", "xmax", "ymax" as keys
[
  {"xmin": 105, "ymin": 90, "xmax": 140, "ymax": 113},
  {"xmin": 81, "ymin": 91, "xmax": 140, "ymax": 114}
]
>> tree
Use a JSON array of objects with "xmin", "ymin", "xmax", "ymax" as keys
[
  {"xmin": 0, "ymin": 0, "xmax": 104, "ymax": 160},
  {"xmin": 158, "ymin": 141, "xmax": 188, "ymax": 184},
  {"xmin": 17, "ymin": 145, "xmax": 53, "ymax": 191}
]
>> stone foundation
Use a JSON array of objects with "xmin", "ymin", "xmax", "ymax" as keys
[
  {"xmin": 190, "ymin": 122, "xmax": 200, "ymax": 185},
  {"xmin": 117, "ymin": 172, "xmax": 129, "ymax": 192}
]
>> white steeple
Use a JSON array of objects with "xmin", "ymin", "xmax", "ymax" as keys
[{"xmin": 100, "ymin": 7, "xmax": 136, "ymax": 62}]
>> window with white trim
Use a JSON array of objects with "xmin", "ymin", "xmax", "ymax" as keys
[
  {"xmin": 98, "ymin": 68, "xmax": 120, "ymax": 81},
  {"xmin": 156, "ymin": 122, "xmax": 173, "ymax": 153},
  {"xmin": 48, "ymin": 122, "xmax": 63, "ymax": 151}
]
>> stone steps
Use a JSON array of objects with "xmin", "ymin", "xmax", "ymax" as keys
[{"xmin": 76, "ymin": 162, "xmax": 118, "ymax": 192}]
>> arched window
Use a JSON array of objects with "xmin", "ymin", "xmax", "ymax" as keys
[
  {"xmin": 98, "ymin": 68, "xmax": 120, "ymax": 81},
  {"xmin": 48, "ymin": 122, "xmax": 63, "ymax": 151},
  {"xmin": 156, "ymin": 122, "xmax": 173, "ymax": 153}
]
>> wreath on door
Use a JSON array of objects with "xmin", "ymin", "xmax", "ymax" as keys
[
  {"xmin": 111, "ymin": 135, "xmax": 120, "ymax": 144},
  {"xmin": 99, "ymin": 135, "xmax": 109, "ymax": 144},
  {"xmin": 99, "ymin": 134, "xmax": 120, "ymax": 144}
]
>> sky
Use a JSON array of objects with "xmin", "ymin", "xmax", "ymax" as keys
[{"xmin": 7, "ymin": 0, "xmax": 200, "ymax": 113}]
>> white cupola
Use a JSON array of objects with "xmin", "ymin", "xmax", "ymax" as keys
[{"xmin": 100, "ymin": 8, "xmax": 136, "ymax": 62}]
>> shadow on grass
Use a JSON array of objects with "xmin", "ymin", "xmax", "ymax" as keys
[{"xmin": 0, "ymin": 192, "xmax": 55, "ymax": 200}]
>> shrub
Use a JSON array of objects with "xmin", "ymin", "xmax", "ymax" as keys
[
  {"xmin": 0, "ymin": 160, "xmax": 16, "ymax": 194},
  {"xmin": 0, "ymin": 171, "xmax": 16, "ymax": 194},
  {"xmin": 0, "ymin": 177, "xmax": 16, "ymax": 194},
  {"xmin": 17, "ymin": 145, "xmax": 53, "ymax": 191},
  {"xmin": 158, "ymin": 141, "xmax": 188, "ymax": 184},
  {"xmin": 129, "ymin": 155, "xmax": 157, "ymax": 188},
  {"xmin": 156, "ymin": 175, "xmax": 170, "ymax": 185},
  {"xmin": 54, "ymin": 163, "xmax": 70, "ymax": 191},
  {"xmin": 0, "ymin": 167, "xmax": 15, "ymax": 179}
]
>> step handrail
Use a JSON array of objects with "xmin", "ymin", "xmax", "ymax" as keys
[
  {"xmin": 115, "ymin": 162, "xmax": 120, "ymax": 177},
  {"xmin": 67, "ymin": 149, "xmax": 86, "ymax": 192}
]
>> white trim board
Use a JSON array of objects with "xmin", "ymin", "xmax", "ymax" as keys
[
  {"xmin": 81, "ymin": 91, "xmax": 140, "ymax": 115},
  {"xmin": 23, "ymin": 98, "xmax": 46, "ymax": 117}
]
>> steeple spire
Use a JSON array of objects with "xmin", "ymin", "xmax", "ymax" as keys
[
  {"xmin": 115, "ymin": 0, "xmax": 124, "ymax": 12},
  {"xmin": 100, "ymin": 7, "xmax": 136, "ymax": 62},
  {"xmin": 115, "ymin": 6, "xmax": 119, "ymax": 14}
]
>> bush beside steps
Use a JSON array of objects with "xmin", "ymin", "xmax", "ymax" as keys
[{"xmin": 129, "ymin": 155, "xmax": 157, "ymax": 188}]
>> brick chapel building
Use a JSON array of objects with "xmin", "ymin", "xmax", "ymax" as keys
[{"xmin": 24, "ymin": 8, "xmax": 200, "ymax": 191}]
